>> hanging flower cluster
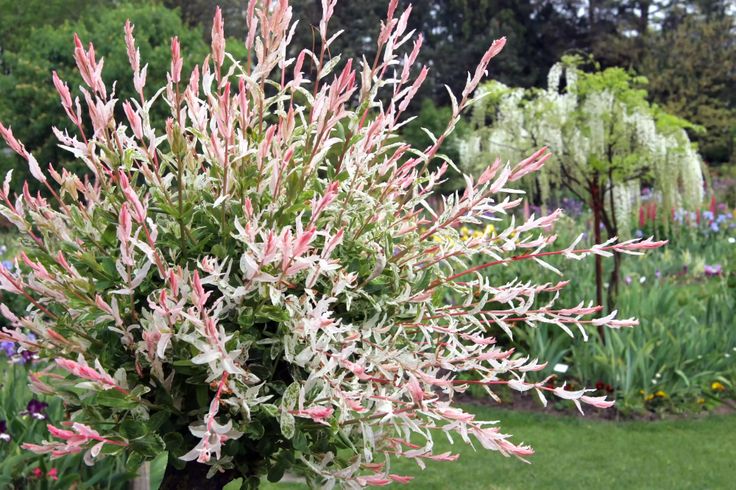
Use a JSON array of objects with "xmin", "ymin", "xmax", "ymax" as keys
[
  {"xmin": 459, "ymin": 59, "xmax": 704, "ymax": 238},
  {"xmin": 0, "ymin": 1, "xmax": 664, "ymax": 487}
]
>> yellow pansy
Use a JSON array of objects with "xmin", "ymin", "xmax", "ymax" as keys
[{"xmin": 711, "ymin": 381, "xmax": 726, "ymax": 392}]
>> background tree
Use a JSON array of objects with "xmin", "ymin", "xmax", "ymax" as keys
[
  {"xmin": 0, "ymin": 3, "xmax": 207, "ymax": 191},
  {"xmin": 459, "ymin": 59, "xmax": 704, "ymax": 324},
  {"xmin": 0, "ymin": 0, "xmax": 119, "ymax": 59},
  {"xmin": 641, "ymin": 10, "xmax": 736, "ymax": 164}
]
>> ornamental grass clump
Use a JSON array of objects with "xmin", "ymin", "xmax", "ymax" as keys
[{"xmin": 0, "ymin": 0, "xmax": 664, "ymax": 487}]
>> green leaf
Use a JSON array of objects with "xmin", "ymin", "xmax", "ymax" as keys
[
  {"xmin": 281, "ymin": 382, "xmax": 300, "ymax": 411},
  {"xmin": 119, "ymin": 419, "xmax": 148, "ymax": 440},
  {"xmin": 163, "ymin": 432, "xmax": 185, "ymax": 456},
  {"xmin": 280, "ymin": 410, "xmax": 295, "ymax": 439},
  {"xmin": 130, "ymin": 434, "xmax": 166, "ymax": 458},
  {"xmin": 126, "ymin": 452, "xmax": 145, "ymax": 473},
  {"xmin": 267, "ymin": 461, "xmax": 286, "ymax": 483},
  {"xmin": 149, "ymin": 451, "xmax": 169, "ymax": 490}
]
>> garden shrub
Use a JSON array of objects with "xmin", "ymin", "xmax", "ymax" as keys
[{"xmin": 0, "ymin": 0, "xmax": 664, "ymax": 487}]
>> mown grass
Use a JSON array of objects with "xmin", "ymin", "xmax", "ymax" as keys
[{"xmin": 263, "ymin": 404, "xmax": 736, "ymax": 489}]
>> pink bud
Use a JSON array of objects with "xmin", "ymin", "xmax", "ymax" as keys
[
  {"xmin": 245, "ymin": 0, "xmax": 258, "ymax": 50},
  {"xmin": 170, "ymin": 36, "xmax": 182, "ymax": 84},
  {"xmin": 118, "ymin": 171, "xmax": 146, "ymax": 223},
  {"xmin": 122, "ymin": 101, "xmax": 143, "ymax": 140},
  {"xmin": 211, "ymin": 6, "xmax": 225, "ymax": 71},
  {"xmin": 52, "ymin": 71, "xmax": 79, "ymax": 125},
  {"xmin": 406, "ymin": 375, "xmax": 425, "ymax": 404},
  {"xmin": 124, "ymin": 20, "xmax": 140, "ymax": 73},
  {"xmin": 463, "ymin": 37, "xmax": 506, "ymax": 99},
  {"xmin": 192, "ymin": 270, "xmax": 209, "ymax": 310},
  {"xmin": 0, "ymin": 122, "xmax": 28, "ymax": 158},
  {"xmin": 73, "ymin": 34, "xmax": 106, "ymax": 97}
]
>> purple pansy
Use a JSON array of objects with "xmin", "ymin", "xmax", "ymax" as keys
[
  {"xmin": 704, "ymin": 264, "xmax": 722, "ymax": 277},
  {"xmin": 0, "ymin": 420, "xmax": 10, "ymax": 442},
  {"xmin": 23, "ymin": 399, "xmax": 48, "ymax": 420}
]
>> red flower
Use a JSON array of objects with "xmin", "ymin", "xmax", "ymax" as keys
[
  {"xmin": 47, "ymin": 468, "xmax": 59, "ymax": 481},
  {"xmin": 32, "ymin": 468, "xmax": 43, "ymax": 479},
  {"xmin": 595, "ymin": 381, "xmax": 605, "ymax": 391}
]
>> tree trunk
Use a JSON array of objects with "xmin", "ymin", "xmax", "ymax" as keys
[
  {"xmin": 590, "ymin": 180, "xmax": 606, "ymax": 343},
  {"xmin": 607, "ymin": 251, "xmax": 621, "ymax": 311}
]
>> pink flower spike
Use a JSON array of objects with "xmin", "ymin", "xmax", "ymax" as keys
[
  {"xmin": 0, "ymin": 125, "xmax": 44, "ymax": 183},
  {"xmin": 170, "ymin": 36, "xmax": 182, "ymax": 84},
  {"xmin": 291, "ymin": 406, "xmax": 334, "ymax": 425},
  {"xmin": 357, "ymin": 475, "xmax": 392, "ymax": 487},
  {"xmin": 389, "ymin": 474, "xmax": 414, "ymax": 484},
  {"xmin": 124, "ymin": 20, "xmax": 139, "ymax": 73},
  {"xmin": 310, "ymin": 181, "xmax": 339, "ymax": 223},
  {"xmin": 23, "ymin": 423, "xmax": 126, "ymax": 464},
  {"xmin": 73, "ymin": 34, "xmax": 105, "ymax": 97},
  {"xmin": 425, "ymin": 452, "xmax": 460, "ymax": 462},
  {"xmin": 462, "ymin": 37, "xmax": 507, "ymax": 99},
  {"xmin": 580, "ymin": 395, "xmax": 615, "ymax": 409},
  {"xmin": 118, "ymin": 171, "xmax": 146, "ymax": 223},
  {"xmin": 122, "ymin": 101, "xmax": 143, "ymax": 140},
  {"xmin": 52, "ymin": 71, "xmax": 79, "ymax": 125},
  {"xmin": 55, "ymin": 357, "xmax": 127, "ymax": 394},
  {"xmin": 211, "ymin": 6, "xmax": 225, "ymax": 71},
  {"xmin": 245, "ymin": 0, "xmax": 259, "ymax": 50},
  {"xmin": 192, "ymin": 270, "xmax": 210, "ymax": 311},
  {"xmin": 406, "ymin": 375, "xmax": 425, "ymax": 404},
  {"xmin": 0, "ymin": 122, "xmax": 29, "ymax": 158}
]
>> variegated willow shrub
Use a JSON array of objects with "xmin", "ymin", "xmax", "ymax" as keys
[{"xmin": 0, "ymin": 1, "xmax": 665, "ymax": 487}]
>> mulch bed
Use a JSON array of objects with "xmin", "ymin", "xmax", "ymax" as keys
[{"xmin": 456, "ymin": 390, "xmax": 736, "ymax": 422}]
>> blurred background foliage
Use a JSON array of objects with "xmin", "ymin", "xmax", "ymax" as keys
[{"xmin": 0, "ymin": 0, "xmax": 733, "ymax": 189}]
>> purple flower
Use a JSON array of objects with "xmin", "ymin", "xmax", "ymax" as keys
[
  {"xmin": 0, "ymin": 420, "xmax": 10, "ymax": 442},
  {"xmin": 634, "ymin": 229, "xmax": 644, "ymax": 238},
  {"xmin": 0, "ymin": 260, "xmax": 11, "ymax": 270},
  {"xmin": 23, "ymin": 399, "xmax": 48, "ymax": 420},
  {"xmin": 18, "ymin": 350, "xmax": 36, "ymax": 364},
  {"xmin": 1, "ymin": 341, "xmax": 15, "ymax": 357},
  {"xmin": 704, "ymin": 264, "xmax": 722, "ymax": 277},
  {"xmin": 625, "ymin": 276, "xmax": 632, "ymax": 285},
  {"xmin": 655, "ymin": 270, "xmax": 661, "ymax": 279}
]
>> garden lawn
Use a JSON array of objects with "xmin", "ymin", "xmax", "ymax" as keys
[{"xmin": 263, "ymin": 404, "xmax": 736, "ymax": 489}]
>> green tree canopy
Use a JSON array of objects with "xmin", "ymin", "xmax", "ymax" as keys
[
  {"xmin": 641, "ymin": 12, "xmax": 736, "ymax": 164},
  {"xmin": 0, "ymin": 3, "xmax": 207, "ymax": 189}
]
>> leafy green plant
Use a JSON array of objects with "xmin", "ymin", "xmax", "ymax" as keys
[
  {"xmin": 0, "ymin": 356, "xmax": 131, "ymax": 489},
  {"xmin": 457, "ymin": 211, "xmax": 736, "ymax": 413},
  {"xmin": 0, "ymin": 1, "xmax": 664, "ymax": 487}
]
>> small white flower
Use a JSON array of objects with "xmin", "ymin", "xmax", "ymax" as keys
[{"xmin": 728, "ymin": 237, "xmax": 735, "ymax": 244}]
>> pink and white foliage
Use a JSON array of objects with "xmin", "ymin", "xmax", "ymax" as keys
[
  {"xmin": 0, "ymin": 0, "xmax": 666, "ymax": 486},
  {"xmin": 22, "ymin": 422, "xmax": 127, "ymax": 465}
]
